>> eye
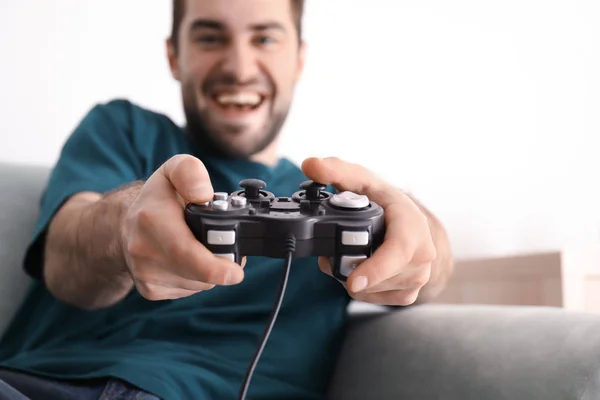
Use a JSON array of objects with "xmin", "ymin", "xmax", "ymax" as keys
[
  {"xmin": 254, "ymin": 35, "xmax": 277, "ymax": 46},
  {"xmin": 195, "ymin": 34, "xmax": 226, "ymax": 47}
]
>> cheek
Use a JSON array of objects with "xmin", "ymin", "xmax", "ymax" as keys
[
  {"xmin": 266, "ymin": 58, "xmax": 300, "ymax": 96},
  {"xmin": 179, "ymin": 53, "xmax": 214, "ymax": 87}
]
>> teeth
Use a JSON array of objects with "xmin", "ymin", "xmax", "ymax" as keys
[{"xmin": 216, "ymin": 92, "xmax": 262, "ymax": 106}]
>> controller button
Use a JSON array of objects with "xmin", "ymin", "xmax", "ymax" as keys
[
  {"xmin": 214, "ymin": 253, "xmax": 235, "ymax": 262},
  {"xmin": 341, "ymin": 231, "xmax": 369, "ymax": 246},
  {"xmin": 339, "ymin": 255, "xmax": 367, "ymax": 277},
  {"xmin": 212, "ymin": 200, "xmax": 229, "ymax": 211},
  {"xmin": 214, "ymin": 192, "xmax": 229, "ymax": 201},
  {"xmin": 231, "ymin": 195, "xmax": 247, "ymax": 207},
  {"xmin": 330, "ymin": 191, "xmax": 369, "ymax": 209},
  {"xmin": 207, "ymin": 230, "xmax": 236, "ymax": 245}
]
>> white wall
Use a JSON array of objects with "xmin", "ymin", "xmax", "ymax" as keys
[{"xmin": 1, "ymin": 1, "xmax": 599, "ymax": 260}]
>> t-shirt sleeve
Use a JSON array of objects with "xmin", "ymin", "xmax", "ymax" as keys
[{"xmin": 23, "ymin": 100, "xmax": 145, "ymax": 280}]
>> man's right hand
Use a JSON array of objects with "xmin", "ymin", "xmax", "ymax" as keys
[{"xmin": 121, "ymin": 155, "xmax": 245, "ymax": 301}]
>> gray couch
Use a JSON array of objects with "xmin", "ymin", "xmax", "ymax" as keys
[{"xmin": 1, "ymin": 161, "xmax": 600, "ymax": 400}]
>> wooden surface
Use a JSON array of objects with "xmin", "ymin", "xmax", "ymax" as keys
[{"xmin": 434, "ymin": 247, "xmax": 600, "ymax": 313}]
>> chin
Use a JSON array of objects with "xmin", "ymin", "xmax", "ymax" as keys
[
  {"xmin": 211, "ymin": 132, "xmax": 274, "ymax": 159},
  {"xmin": 183, "ymin": 101, "xmax": 288, "ymax": 160}
]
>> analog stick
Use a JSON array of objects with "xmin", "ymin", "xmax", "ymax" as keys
[
  {"xmin": 299, "ymin": 180, "xmax": 327, "ymax": 201},
  {"xmin": 239, "ymin": 179, "xmax": 267, "ymax": 199}
]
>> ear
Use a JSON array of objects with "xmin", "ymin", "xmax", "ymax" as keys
[
  {"xmin": 166, "ymin": 37, "xmax": 181, "ymax": 81},
  {"xmin": 295, "ymin": 40, "xmax": 307, "ymax": 83}
]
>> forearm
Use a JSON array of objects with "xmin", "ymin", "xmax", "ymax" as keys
[
  {"xmin": 43, "ymin": 182, "xmax": 143, "ymax": 310},
  {"xmin": 409, "ymin": 196, "xmax": 455, "ymax": 303}
]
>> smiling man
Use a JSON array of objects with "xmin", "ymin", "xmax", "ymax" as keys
[
  {"xmin": 0, "ymin": 1, "xmax": 453, "ymax": 399},
  {"xmin": 175, "ymin": 0, "xmax": 304, "ymax": 164}
]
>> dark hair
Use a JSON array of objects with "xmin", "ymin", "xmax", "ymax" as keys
[{"xmin": 170, "ymin": 0, "xmax": 305, "ymax": 52}]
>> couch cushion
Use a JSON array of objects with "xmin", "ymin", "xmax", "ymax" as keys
[{"xmin": 0, "ymin": 162, "xmax": 50, "ymax": 335}]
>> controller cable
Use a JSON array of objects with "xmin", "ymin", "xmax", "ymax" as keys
[{"xmin": 238, "ymin": 234, "xmax": 296, "ymax": 400}]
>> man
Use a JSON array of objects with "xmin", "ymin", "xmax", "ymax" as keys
[{"xmin": 0, "ymin": 1, "xmax": 454, "ymax": 399}]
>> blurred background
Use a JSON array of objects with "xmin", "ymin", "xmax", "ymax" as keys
[{"xmin": 0, "ymin": 0, "xmax": 598, "ymax": 262}]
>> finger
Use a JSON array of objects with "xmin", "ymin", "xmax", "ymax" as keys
[
  {"xmin": 345, "ymin": 203, "xmax": 419, "ymax": 292},
  {"xmin": 129, "ymin": 258, "xmax": 217, "ymax": 292},
  {"xmin": 162, "ymin": 235, "xmax": 245, "ymax": 286},
  {"xmin": 156, "ymin": 154, "xmax": 214, "ymax": 204},
  {"xmin": 359, "ymin": 262, "xmax": 432, "ymax": 294},
  {"xmin": 317, "ymin": 256, "xmax": 332, "ymax": 277},
  {"xmin": 351, "ymin": 287, "xmax": 422, "ymax": 307},
  {"xmin": 301, "ymin": 157, "xmax": 401, "ymax": 208},
  {"xmin": 131, "ymin": 201, "xmax": 245, "ymax": 286},
  {"xmin": 318, "ymin": 257, "xmax": 350, "ymax": 290},
  {"xmin": 135, "ymin": 283, "xmax": 206, "ymax": 302}
]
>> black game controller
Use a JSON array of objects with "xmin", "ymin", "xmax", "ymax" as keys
[{"xmin": 184, "ymin": 178, "xmax": 386, "ymax": 281}]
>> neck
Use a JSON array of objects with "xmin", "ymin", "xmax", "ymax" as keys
[{"xmin": 249, "ymin": 137, "xmax": 280, "ymax": 167}]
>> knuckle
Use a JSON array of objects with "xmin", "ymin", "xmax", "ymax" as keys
[
  {"xmin": 134, "ymin": 207, "xmax": 157, "ymax": 231},
  {"xmin": 141, "ymin": 291, "xmax": 165, "ymax": 302},
  {"xmin": 413, "ymin": 242, "xmax": 437, "ymax": 265},
  {"xmin": 135, "ymin": 282, "xmax": 164, "ymax": 301},
  {"xmin": 131, "ymin": 269, "xmax": 153, "ymax": 285},
  {"xmin": 126, "ymin": 238, "xmax": 148, "ymax": 260},
  {"xmin": 410, "ymin": 266, "xmax": 432, "ymax": 289},
  {"xmin": 427, "ymin": 247, "xmax": 437, "ymax": 263},
  {"xmin": 166, "ymin": 241, "xmax": 193, "ymax": 265},
  {"xmin": 392, "ymin": 289, "xmax": 420, "ymax": 306},
  {"xmin": 417, "ymin": 212, "xmax": 429, "ymax": 228}
]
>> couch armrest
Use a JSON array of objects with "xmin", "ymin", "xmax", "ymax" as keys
[
  {"xmin": 0, "ymin": 162, "xmax": 50, "ymax": 335},
  {"xmin": 328, "ymin": 304, "xmax": 600, "ymax": 400}
]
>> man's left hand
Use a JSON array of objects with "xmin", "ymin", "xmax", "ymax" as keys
[{"xmin": 302, "ymin": 157, "xmax": 438, "ymax": 306}]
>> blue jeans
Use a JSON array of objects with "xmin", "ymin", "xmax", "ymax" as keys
[{"xmin": 0, "ymin": 369, "xmax": 159, "ymax": 400}]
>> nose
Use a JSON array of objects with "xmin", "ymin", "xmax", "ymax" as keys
[{"xmin": 221, "ymin": 40, "xmax": 259, "ymax": 84}]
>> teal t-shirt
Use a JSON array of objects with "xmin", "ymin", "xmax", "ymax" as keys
[{"xmin": 0, "ymin": 99, "xmax": 351, "ymax": 400}]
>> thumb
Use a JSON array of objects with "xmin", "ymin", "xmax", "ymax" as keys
[
  {"xmin": 301, "ymin": 156, "xmax": 396, "ymax": 208},
  {"xmin": 302, "ymin": 156, "xmax": 378, "ymax": 195},
  {"xmin": 301, "ymin": 157, "xmax": 342, "ymax": 188},
  {"xmin": 157, "ymin": 154, "xmax": 214, "ymax": 204}
]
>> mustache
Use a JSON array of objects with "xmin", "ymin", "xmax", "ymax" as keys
[{"xmin": 203, "ymin": 72, "xmax": 273, "ymax": 93}]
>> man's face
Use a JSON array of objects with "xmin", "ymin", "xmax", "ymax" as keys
[{"xmin": 168, "ymin": 0, "xmax": 305, "ymax": 158}]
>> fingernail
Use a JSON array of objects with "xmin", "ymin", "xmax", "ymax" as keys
[
  {"xmin": 188, "ymin": 183, "xmax": 212, "ymax": 201},
  {"xmin": 351, "ymin": 276, "xmax": 368, "ymax": 293},
  {"xmin": 225, "ymin": 268, "xmax": 243, "ymax": 285}
]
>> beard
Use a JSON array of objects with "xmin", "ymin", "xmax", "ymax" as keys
[{"xmin": 181, "ymin": 79, "xmax": 291, "ymax": 159}]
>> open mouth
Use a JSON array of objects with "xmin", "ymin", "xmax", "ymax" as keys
[{"xmin": 211, "ymin": 91, "xmax": 267, "ymax": 112}]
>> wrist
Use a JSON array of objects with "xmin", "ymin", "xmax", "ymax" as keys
[{"xmin": 102, "ymin": 182, "xmax": 144, "ymax": 282}]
